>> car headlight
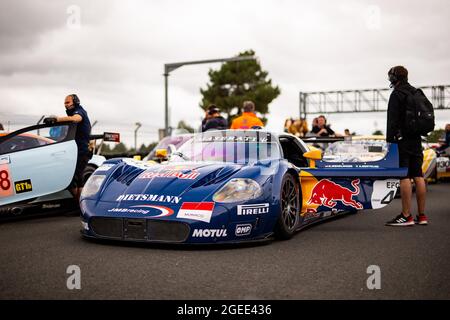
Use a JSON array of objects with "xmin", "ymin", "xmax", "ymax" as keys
[
  {"xmin": 81, "ymin": 175, "xmax": 106, "ymax": 198},
  {"xmin": 213, "ymin": 178, "xmax": 262, "ymax": 203}
]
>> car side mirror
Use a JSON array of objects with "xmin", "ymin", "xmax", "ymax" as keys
[
  {"xmin": 303, "ymin": 149, "xmax": 322, "ymax": 160},
  {"xmin": 303, "ymin": 149, "xmax": 322, "ymax": 168}
]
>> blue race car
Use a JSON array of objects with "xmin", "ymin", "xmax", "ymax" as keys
[{"xmin": 80, "ymin": 130, "xmax": 407, "ymax": 244}]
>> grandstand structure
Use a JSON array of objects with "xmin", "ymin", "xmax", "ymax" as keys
[{"xmin": 299, "ymin": 85, "xmax": 450, "ymax": 118}]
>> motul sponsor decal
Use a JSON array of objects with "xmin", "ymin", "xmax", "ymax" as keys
[
  {"xmin": 237, "ymin": 203, "xmax": 269, "ymax": 216},
  {"xmin": 116, "ymin": 194, "xmax": 181, "ymax": 204},
  {"xmin": 307, "ymin": 179, "xmax": 363, "ymax": 212},
  {"xmin": 192, "ymin": 229, "xmax": 228, "ymax": 238}
]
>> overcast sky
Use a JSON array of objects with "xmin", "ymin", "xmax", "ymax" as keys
[{"xmin": 0, "ymin": 0, "xmax": 449, "ymax": 146}]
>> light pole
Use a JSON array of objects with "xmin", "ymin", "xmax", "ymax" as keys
[
  {"xmin": 134, "ymin": 122, "xmax": 142, "ymax": 151},
  {"xmin": 163, "ymin": 55, "xmax": 256, "ymax": 136}
]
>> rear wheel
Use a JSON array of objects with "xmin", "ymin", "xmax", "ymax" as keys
[{"xmin": 275, "ymin": 173, "xmax": 300, "ymax": 240}]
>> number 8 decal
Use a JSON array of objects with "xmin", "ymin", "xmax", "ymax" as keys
[{"xmin": 0, "ymin": 164, "xmax": 13, "ymax": 197}]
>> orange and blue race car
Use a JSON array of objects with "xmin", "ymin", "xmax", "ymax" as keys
[{"xmin": 79, "ymin": 130, "xmax": 407, "ymax": 244}]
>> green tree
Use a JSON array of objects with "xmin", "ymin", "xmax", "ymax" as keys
[
  {"xmin": 199, "ymin": 49, "xmax": 280, "ymax": 124},
  {"xmin": 112, "ymin": 142, "xmax": 127, "ymax": 154},
  {"xmin": 427, "ymin": 129, "xmax": 445, "ymax": 143},
  {"xmin": 372, "ymin": 130, "xmax": 383, "ymax": 135}
]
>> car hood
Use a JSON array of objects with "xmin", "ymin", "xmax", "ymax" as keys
[{"xmin": 97, "ymin": 160, "xmax": 248, "ymax": 204}]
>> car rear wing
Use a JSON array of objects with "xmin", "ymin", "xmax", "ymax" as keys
[
  {"xmin": 89, "ymin": 132, "xmax": 120, "ymax": 155},
  {"xmin": 301, "ymin": 136, "xmax": 401, "ymax": 168}
]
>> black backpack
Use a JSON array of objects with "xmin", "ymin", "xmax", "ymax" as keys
[{"xmin": 396, "ymin": 87, "xmax": 435, "ymax": 136}]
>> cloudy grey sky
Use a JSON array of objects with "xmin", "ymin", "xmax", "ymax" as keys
[{"xmin": 0, "ymin": 0, "xmax": 449, "ymax": 146}]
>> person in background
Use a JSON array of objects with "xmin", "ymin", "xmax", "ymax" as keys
[
  {"xmin": 0, "ymin": 123, "xmax": 4, "ymax": 131},
  {"xmin": 284, "ymin": 118, "xmax": 293, "ymax": 133},
  {"xmin": 311, "ymin": 117, "xmax": 319, "ymax": 133},
  {"xmin": 230, "ymin": 101, "xmax": 264, "ymax": 129},
  {"xmin": 311, "ymin": 115, "xmax": 335, "ymax": 137},
  {"xmin": 385, "ymin": 65, "xmax": 427, "ymax": 226},
  {"xmin": 201, "ymin": 105, "xmax": 217, "ymax": 132},
  {"xmin": 43, "ymin": 94, "xmax": 92, "ymax": 202},
  {"xmin": 344, "ymin": 129, "xmax": 351, "ymax": 136},
  {"xmin": 289, "ymin": 118, "xmax": 309, "ymax": 137},
  {"xmin": 437, "ymin": 123, "xmax": 450, "ymax": 154},
  {"xmin": 203, "ymin": 106, "xmax": 228, "ymax": 131}
]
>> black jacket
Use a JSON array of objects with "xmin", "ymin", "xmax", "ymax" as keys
[
  {"xmin": 203, "ymin": 116, "xmax": 228, "ymax": 132},
  {"xmin": 386, "ymin": 82, "xmax": 422, "ymax": 154}
]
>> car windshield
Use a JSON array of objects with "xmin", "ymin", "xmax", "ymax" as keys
[
  {"xmin": 170, "ymin": 130, "xmax": 281, "ymax": 164},
  {"xmin": 323, "ymin": 140, "xmax": 388, "ymax": 162}
]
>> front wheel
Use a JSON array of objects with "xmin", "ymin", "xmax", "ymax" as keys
[
  {"xmin": 274, "ymin": 173, "xmax": 301, "ymax": 240},
  {"xmin": 82, "ymin": 164, "xmax": 97, "ymax": 185}
]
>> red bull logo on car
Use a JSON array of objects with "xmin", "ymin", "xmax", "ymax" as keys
[
  {"xmin": 138, "ymin": 169, "xmax": 200, "ymax": 180},
  {"xmin": 307, "ymin": 179, "xmax": 363, "ymax": 212}
]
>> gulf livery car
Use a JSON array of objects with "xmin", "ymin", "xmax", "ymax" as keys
[
  {"xmin": 0, "ymin": 122, "xmax": 79, "ymax": 218},
  {"xmin": 0, "ymin": 122, "xmax": 119, "ymax": 219},
  {"xmin": 80, "ymin": 130, "xmax": 407, "ymax": 244}
]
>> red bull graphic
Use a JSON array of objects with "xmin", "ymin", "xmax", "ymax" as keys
[
  {"xmin": 138, "ymin": 169, "xmax": 200, "ymax": 180},
  {"xmin": 307, "ymin": 179, "xmax": 363, "ymax": 212}
]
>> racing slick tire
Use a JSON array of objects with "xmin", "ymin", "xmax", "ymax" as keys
[{"xmin": 274, "ymin": 173, "xmax": 301, "ymax": 240}]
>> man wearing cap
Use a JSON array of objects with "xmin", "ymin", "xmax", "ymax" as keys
[{"xmin": 202, "ymin": 105, "xmax": 228, "ymax": 132}]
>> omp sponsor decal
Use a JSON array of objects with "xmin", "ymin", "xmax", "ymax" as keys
[
  {"xmin": 0, "ymin": 164, "xmax": 13, "ymax": 197},
  {"xmin": 237, "ymin": 203, "xmax": 269, "ymax": 216},
  {"xmin": 14, "ymin": 179, "xmax": 32, "ymax": 194},
  {"xmin": 0, "ymin": 155, "xmax": 10, "ymax": 165},
  {"xmin": 192, "ymin": 229, "xmax": 228, "ymax": 238},
  {"xmin": 307, "ymin": 179, "xmax": 363, "ymax": 212},
  {"xmin": 108, "ymin": 205, "xmax": 174, "ymax": 217},
  {"xmin": 138, "ymin": 169, "xmax": 200, "ymax": 180},
  {"xmin": 177, "ymin": 202, "xmax": 214, "ymax": 223},
  {"xmin": 116, "ymin": 194, "xmax": 181, "ymax": 204},
  {"xmin": 235, "ymin": 224, "xmax": 252, "ymax": 236},
  {"xmin": 371, "ymin": 179, "xmax": 399, "ymax": 209}
]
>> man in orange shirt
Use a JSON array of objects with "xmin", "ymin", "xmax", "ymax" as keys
[{"xmin": 230, "ymin": 101, "xmax": 264, "ymax": 129}]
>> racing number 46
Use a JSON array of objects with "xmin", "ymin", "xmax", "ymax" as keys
[{"xmin": 380, "ymin": 190, "xmax": 396, "ymax": 205}]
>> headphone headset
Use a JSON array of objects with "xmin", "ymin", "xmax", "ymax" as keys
[
  {"xmin": 71, "ymin": 94, "xmax": 80, "ymax": 106},
  {"xmin": 388, "ymin": 67, "xmax": 398, "ymax": 88}
]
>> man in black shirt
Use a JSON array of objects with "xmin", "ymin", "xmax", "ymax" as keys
[
  {"xmin": 203, "ymin": 107, "xmax": 228, "ymax": 132},
  {"xmin": 48, "ymin": 94, "xmax": 92, "ymax": 201},
  {"xmin": 385, "ymin": 66, "xmax": 428, "ymax": 226},
  {"xmin": 202, "ymin": 105, "xmax": 228, "ymax": 132},
  {"xmin": 311, "ymin": 115, "xmax": 335, "ymax": 137}
]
